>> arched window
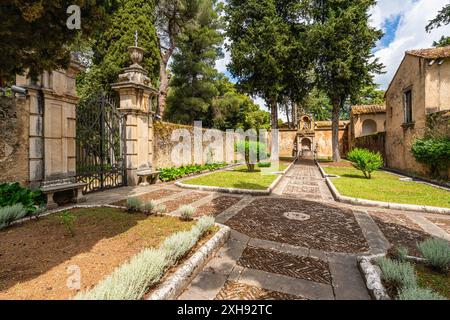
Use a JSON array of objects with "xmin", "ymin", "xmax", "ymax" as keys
[{"xmin": 362, "ymin": 119, "xmax": 377, "ymax": 136}]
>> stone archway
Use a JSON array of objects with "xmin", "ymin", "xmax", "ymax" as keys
[{"xmin": 301, "ymin": 138, "xmax": 312, "ymax": 151}]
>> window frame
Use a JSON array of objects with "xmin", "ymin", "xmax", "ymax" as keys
[{"xmin": 403, "ymin": 88, "xmax": 413, "ymax": 125}]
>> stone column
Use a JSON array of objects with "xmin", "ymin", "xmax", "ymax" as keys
[
  {"xmin": 16, "ymin": 58, "xmax": 86, "ymax": 208},
  {"xmin": 112, "ymin": 46, "xmax": 158, "ymax": 186}
]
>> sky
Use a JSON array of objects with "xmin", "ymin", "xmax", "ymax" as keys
[{"xmin": 214, "ymin": 0, "xmax": 450, "ymax": 112}]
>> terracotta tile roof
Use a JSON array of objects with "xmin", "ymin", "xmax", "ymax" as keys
[
  {"xmin": 406, "ymin": 46, "xmax": 450, "ymax": 59},
  {"xmin": 315, "ymin": 121, "xmax": 349, "ymax": 129},
  {"xmin": 351, "ymin": 104, "xmax": 386, "ymax": 115}
]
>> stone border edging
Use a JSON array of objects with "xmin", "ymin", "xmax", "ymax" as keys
[
  {"xmin": 357, "ymin": 254, "xmax": 390, "ymax": 300},
  {"xmin": 175, "ymin": 159, "xmax": 295, "ymax": 195},
  {"xmin": 316, "ymin": 161, "xmax": 450, "ymax": 215},
  {"xmin": 147, "ymin": 224, "xmax": 231, "ymax": 300}
]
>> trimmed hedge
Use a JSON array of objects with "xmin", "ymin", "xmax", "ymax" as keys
[{"xmin": 158, "ymin": 163, "xmax": 227, "ymax": 182}]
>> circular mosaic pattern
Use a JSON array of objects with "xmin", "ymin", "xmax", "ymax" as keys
[{"xmin": 283, "ymin": 211, "xmax": 311, "ymax": 221}]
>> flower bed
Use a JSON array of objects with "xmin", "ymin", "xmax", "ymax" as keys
[
  {"xmin": 158, "ymin": 163, "xmax": 229, "ymax": 182},
  {"xmin": 0, "ymin": 207, "xmax": 207, "ymax": 299}
]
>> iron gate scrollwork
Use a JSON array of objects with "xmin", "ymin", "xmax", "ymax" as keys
[{"xmin": 76, "ymin": 93, "xmax": 126, "ymax": 193}]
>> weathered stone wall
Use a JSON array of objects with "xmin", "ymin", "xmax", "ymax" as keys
[
  {"xmin": 385, "ymin": 54, "xmax": 428, "ymax": 176},
  {"xmin": 354, "ymin": 133, "xmax": 386, "ymax": 164},
  {"xmin": 0, "ymin": 96, "xmax": 29, "ymax": 185},
  {"xmin": 153, "ymin": 122, "xmax": 234, "ymax": 168},
  {"xmin": 278, "ymin": 130, "xmax": 297, "ymax": 157},
  {"xmin": 314, "ymin": 129, "xmax": 349, "ymax": 159}
]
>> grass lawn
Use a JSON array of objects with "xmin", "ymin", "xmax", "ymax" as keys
[
  {"xmin": 416, "ymin": 263, "xmax": 450, "ymax": 299},
  {"xmin": 182, "ymin": 162, "xmax": 290, "ymax": 190},
  {"xmin": 323, "ymin": 166, "xmax": 450, "ymax": 208},
  {"xmin": 0, "ymin": 207, "xmax": 194, "ymax": 300}
]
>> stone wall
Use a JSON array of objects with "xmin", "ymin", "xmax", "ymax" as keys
[
  {"xmin": 278, "ymin": 130, "xmax": 297, "ymax": 157},
  {"xmin": 315, "ymin": 129, "xmax": 349, "ymax": 159},
  {"xmin": 0, "ymin": 96, "xmax": 29, "ymax": 186},
  {"xmin": 354, "ymin": 132, "xmax": 386, "ymax": 164},
  {"xmin": 153, "ymin": 121, "xmax": 234, "ymax": 168}
]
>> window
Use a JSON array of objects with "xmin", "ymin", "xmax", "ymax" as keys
[{"xmin": 404, "ymin": 89, "xmax": 413, "ymax": 124}]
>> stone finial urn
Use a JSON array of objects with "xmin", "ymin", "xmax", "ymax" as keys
[{"xmin": 128, "ymin": 46, "xmax": 145, "ymax": 66}]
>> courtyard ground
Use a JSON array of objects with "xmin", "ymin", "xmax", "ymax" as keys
[{"xmin": 3, "ymin": 159, "xmax": 449, "ymax": 300}]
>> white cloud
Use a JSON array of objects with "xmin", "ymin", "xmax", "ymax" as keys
[
  {"xmin": 215, "ymin": 37, "xmax": 231, "ymax": 74},
  {"xmin": 371, "ymin": 0, "xmax": 450, "ymax": 89}
]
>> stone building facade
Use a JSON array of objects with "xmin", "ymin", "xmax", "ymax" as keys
[{"xmin": 385, "ymin": 46, "xmax": 450, "ymax": 177}]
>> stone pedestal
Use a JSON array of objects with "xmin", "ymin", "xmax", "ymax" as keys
[
  {"xmin": 16, "ymin": 58, "xmax": 87, "ymax": 207},
  {"xmin": 112, "ymin": 46, "xmax": 158, "ymax": 186}
]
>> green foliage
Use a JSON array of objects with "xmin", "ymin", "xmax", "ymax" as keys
[
  {"xmin": 164, "ymin": 0, "xmax": 223, "ymax": 126},
  {"xmin": 0, "ymin": 204, "xmax": 27, "ymax": 230},
  {"xmin": 75, "ymin": 216, "xmax": 214, "ymax": 300},
  {"xmin": 347, "ymin": 148, "xmax": 383, "ymax": 179},
  {"xmin": 58, "ymin": 211, "xmax": 77, "ymax": 236},
  {"xmin": 426, "ymin": 4, "xmax": 450, "ymax": 31},
  {"xmin": 417, "ymin": 238, "xmax": 450, "ymax": 272},
  {"xmin": 0, "ymin": 182, "xmax": 45, "ymax": 213},
  {"xmin": 141, "ymin": 200, "xmax": 157, "ymax": 215},
  {"xmin": 354, "ymin": 84, "xmax": 385, "ymax": 105},
  {"xmin": 235, "ymin": 140, "xmax": 268, "ymax": 171},
  {"xmin": 77, "ymin": 0, "xmax": 160, "ymax": 99},
  {"xmin": 155, "ymin": 204, "xmax": 167, "ymax": 216},
  {"xmin": 391, "ymin": 246, "xmax": 410, "ymax": 263},
  {"xmin": 126, "ymin": 197, "xmax": 143, "ymax": 212},
  {"xmin": 397, "ymin": 287, "xmax": 446, "ymax": 301},
  {"xmin": 158, "ymin": 163, "xmax": 227, "ymax": 182},
  {"xmin": 433, "ymin": 36, "xmax": 450, "ymax": 48},
  {"xmin": 258, "ymin": 162, "xmax": 272, "ymax": 168},
  {"xmin": 0, "ymin": 1, "xmax": 115, "ymax": 83},
  {"xmin": 411, "ymin": 138, "xmax": 450, "ymax": 178},
  {"xmin": 179, "ymin": 205, "xmax": 196, "ymax": 221},
  {"xmin": 376, "ymin": 257, "xmax": 417, "ymax": 290}
]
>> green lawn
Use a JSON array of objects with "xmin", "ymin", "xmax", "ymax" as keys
[
  {"xmin": 182, "ymin": 162, "xmax": 289, "ymax": 190},
  {"xmin": 323, "ymin": 166, "xmax": 450, "ymax": 208}
]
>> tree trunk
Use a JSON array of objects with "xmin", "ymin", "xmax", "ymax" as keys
[
  {"xmin": 270, "ymin": 97, "xmax": 278, "ymax": 130},
  {"xmin": 285, "ymin": 103, "xmax": 290, "ymax": 128},
  {"xmin": 157, "ymin": 57, "xmax": 170, "ymax": 117},
  {"xmin": 331, "ymin": 100, "xmax": 341, "ymax": 162},
  {"xmin": 292, "ymin": 101, "xmax": 297, "ymax": 129}
]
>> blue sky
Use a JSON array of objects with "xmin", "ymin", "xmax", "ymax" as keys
[{"xmin": 215, "ymin": 0, "xmax": 450, "ymax": 112}]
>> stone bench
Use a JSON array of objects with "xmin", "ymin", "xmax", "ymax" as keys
[
  {"xmin": 41, "ymin": 180, "xmax": 87, "ymax": 209},
  {"xmin": 137, "ymin": 170, "xmax": 161, "ymax": 186}
]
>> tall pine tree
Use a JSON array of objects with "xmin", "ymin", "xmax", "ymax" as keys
[
  {"xmin": 308, "ymin": 0, "xmax": 383, "ymax": 161},
  {"xmin": 164, "ymin": 0, "xmax": 223, "ymax": 126}
]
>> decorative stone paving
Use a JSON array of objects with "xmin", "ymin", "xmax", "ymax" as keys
[
  {"xmin": 425, "ymin": 217, "xmax": 450, "ymax": 234},
  {"xmin": 368, "ymin": 211, "xmax": 429, "ymax": 256},
  {"xmin": 195, "ymin": 196, "xmax": 242, "ymax": 217},
  {"xmin": 161, "ymin": 191, "xmax": 209, "ymax": 213},
  {"xmin": 237, "ymin": 246, "xmax": 331, "ymax": 284},
  {"xmin": 225, "ymin": 197, "xmax": 369, "ymax": 253},
  {"xmin": 215, "ymin": 281, "xmax": 306, "ymax": 300},
  {"xmin": 110, "ymin": 188, "xmax": 180, "ymax": 206}
]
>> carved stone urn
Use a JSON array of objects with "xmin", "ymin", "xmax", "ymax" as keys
[{"xmin": 128, "ymin": 46, "xmax": 145, "ymax": 66}]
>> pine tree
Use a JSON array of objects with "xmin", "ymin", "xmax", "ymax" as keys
[
  {"xmin": 77, "ymin": 0, "xmax": 160, "ymax": 98},
  {"xmin": 308, "ymin": 0, "xmax": 383, "ymax": 161},
  {"xmin": 164, "ymin": 0, "xmax": 223, "ymax": 126}
]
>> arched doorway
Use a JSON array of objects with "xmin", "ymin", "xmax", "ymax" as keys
[
  {"xmin": 362, "ymin": 119, "xmax": 377, "ymax": 136},
  {"xmin": 301, "ymin": 138, "xmax": 312, "ymax": 151}
]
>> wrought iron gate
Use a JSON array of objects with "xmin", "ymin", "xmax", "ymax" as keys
[{"xmin": 76, "ymin": 93, "xmax": 126, "ymax": 193}]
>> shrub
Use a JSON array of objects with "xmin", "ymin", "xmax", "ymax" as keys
[
  {"xmin": 258, "ymin": 162, "xmax": 271, "ymax": 168},
  {"xmin": 179, "ymin": 205, "xmax": 195, "ymax": 221},
  {"xmin": 235, "ymin": 140, "xmax": 267, "ymax": 172},
  {"xmin": 126, "ymin": 197, "xmax": 142, "ymax": 212},
  {"xmin": 59, "ymin": 211, "xmax": 77, "ymax": 236},
  {"xmin": 141, "ymin": 200, "xmax": 157, "ymax": 215},
  {"xmin": 158, "ymin": 163, "xmax": 227, "ymax": 182},
  {"xmin": 0, "ymin": 182, "xmax": 45, "ymax": 213},
  {"xmin": 347, "ymin": 148, "xmax": 383, "ymax": 179},
  {"xmin": 397, "ymin": 287, "xmax": 446, "ymax": 300},
  {"xmin": 388, "ymin": 245, "xmax": 409, "ymax": 262},
  {"xmin": 155, "ymin": 204, "xmax": 167, "ymax": 216},
  {"xmin": 412, "ymin": 138, "xmax": 450, "ymax": 178},
  {"xmin": 417, "ymin": 238, "xmax": 450, "ymax": 272},
  {"xmin": 376, "ymin": 257, "xmax": 417, "ymax": 289},
  {"xmin": 75, "ymin": 216, "xmax": 214, "ymax": 300},
  {"xmin": 0, "ymin": 204, "xmax": 27, "ymax": 230}
]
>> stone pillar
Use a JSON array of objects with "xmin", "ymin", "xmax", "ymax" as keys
[
  {"xmin": 16, "ymin": 58, "xmax": 86, "ymax": 207},
  {"xmin": 112, "ymin": 46, "xmax": 158, "ymax": 186}
]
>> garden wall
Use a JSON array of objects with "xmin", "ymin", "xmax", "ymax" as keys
[
  {"xmin": 0, "ymin": 96, "xmax": 30, "ymax": 186},
  {"xmin": 354, "ymin": 132, "xmax": 386, "ymax": 164},
  {"xmin": 153, "ymin": 121, "xmax": 233, "ymax": 169}
]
